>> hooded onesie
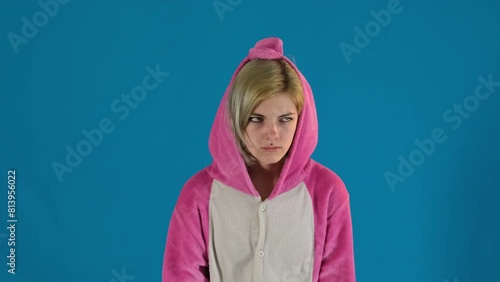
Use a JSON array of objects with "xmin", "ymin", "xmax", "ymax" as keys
[{"xmin": 162, "ymin": 37, "xmax": 356, "ymax": 282}]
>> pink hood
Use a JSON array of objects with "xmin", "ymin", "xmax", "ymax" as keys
[{"xmin": 207, "ymin": 37, "xmax": 318, "ymax": 200}]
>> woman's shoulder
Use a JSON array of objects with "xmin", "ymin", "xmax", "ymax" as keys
[
  {"xmin": 177, "ymin": 166, "xmax": 214, "ymax": 206},
  {"xmin": 307, "ymin": 159, "xmax": 346, "ymax": 186},
  {"xmin": 305, "ymin": 159, "xmax": 350, "ymax": 204}
]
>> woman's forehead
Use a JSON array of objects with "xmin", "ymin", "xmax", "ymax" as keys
[{"xmin": 252, "ymin": 93, "xmax": 297, "ymax": 113}]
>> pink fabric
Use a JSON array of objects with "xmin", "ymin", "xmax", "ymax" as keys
[{"xmin": 162, "ymin": 37, "xmax": 356, "ymax": 281}]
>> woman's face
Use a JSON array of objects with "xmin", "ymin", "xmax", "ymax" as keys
[{"xmin": 243, "ymin": 92, "xmax": 299, "ymax": 168}]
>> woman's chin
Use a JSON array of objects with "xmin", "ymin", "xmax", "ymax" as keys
[{"xmin": 256, "ymin": 155, "xmax": 286, "ymax": 167}]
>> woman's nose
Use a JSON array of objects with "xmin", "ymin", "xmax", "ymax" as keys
[{"xmin": 264, "ymin": 122, "xmax": 279, "ymax": 139}]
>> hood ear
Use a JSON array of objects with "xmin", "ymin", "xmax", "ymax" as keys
[{"xmin": 248, "ymin": 37, "xmax": 284, "ymax": 60}]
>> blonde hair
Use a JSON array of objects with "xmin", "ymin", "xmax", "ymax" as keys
[{"xmin": 227, "ymin": 59, "xmax": 304, "ymax": 167}]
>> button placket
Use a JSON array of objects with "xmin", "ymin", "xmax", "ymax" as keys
[
  {"xmin": 253, "ymin": 202, "xmax": 268, "ymax": 281},
  {"xmin": 256, "ymin": 203, "xmax": 267, "ymax": 259}
]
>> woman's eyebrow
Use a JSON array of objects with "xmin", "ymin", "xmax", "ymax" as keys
[{"xmin": 250, "ymin": 112, "xmax": 297, "ymax": 117}]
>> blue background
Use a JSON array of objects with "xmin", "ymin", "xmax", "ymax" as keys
[{"xmin": 1, "ymin": 0, "xmax": 499, "ymax": 281}]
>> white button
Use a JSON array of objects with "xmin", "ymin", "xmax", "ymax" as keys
[
  {"xmin": 258, "ymin": 250, "xmax": 264, "ymax": 257},
  {"xmin": 260, "ymin": 205, "xmax": 266, "ymax": 212}
]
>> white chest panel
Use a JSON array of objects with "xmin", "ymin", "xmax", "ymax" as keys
[{"xmin": 208, "ymin": 180, "xmax": 314, "ymax": 282}]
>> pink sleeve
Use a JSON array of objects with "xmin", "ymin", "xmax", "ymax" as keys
[
  {"xmin": 162, "ymin": 183, "xmax": 209, "ymax": 282},
  {"xmin": 318, "ymin": 195, "xmax": 356, "ymax": 282}
]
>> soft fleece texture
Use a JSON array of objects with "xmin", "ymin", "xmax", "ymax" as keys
[{"xmin": 162, "ymin": 37, "xmax": 356, "ymax": 281}]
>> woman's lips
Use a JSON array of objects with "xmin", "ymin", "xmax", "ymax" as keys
[{"xmin": 262, "ymin": 146, "xmax": 280, "ymax": 151}]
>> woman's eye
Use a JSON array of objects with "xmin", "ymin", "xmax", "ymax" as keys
[
  {"xmin": 249, "ymin": 117, "xmax": 262, "ymax": 122},
  {"xmin": 249, "ymin": 116, "xmax": 293, "ymax": 123}
]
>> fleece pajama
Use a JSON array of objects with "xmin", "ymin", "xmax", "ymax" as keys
[{"xmin": 162, "ymin": 37, "xmax": 356, "ymax": 282}]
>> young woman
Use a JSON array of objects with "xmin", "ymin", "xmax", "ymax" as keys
[{"xmin": 162, "ymin": 37, "xmax": 356, "ymax": 281}]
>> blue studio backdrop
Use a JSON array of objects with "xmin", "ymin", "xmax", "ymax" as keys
[{"xmin": 1, "ymin": 0, "xmax": 499, "ymax": 281}]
